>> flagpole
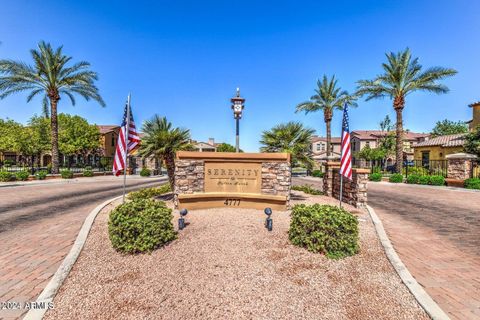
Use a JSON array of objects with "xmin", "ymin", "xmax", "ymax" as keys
[
  {"xmin": 122, "ymin": 93, "xmax": 131, "ymax": 203},
  {"xmin": 339, "ymin": 172, "xmax": 343, "ymax": 208}
]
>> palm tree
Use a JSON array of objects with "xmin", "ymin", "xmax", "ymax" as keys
[
  {"xmin": 296, "ymin": 75, "xmax": 357, "ymax": 158},
  {"xmin": 138, "ymin": 115, "xmax": 192, "ymax": 189},
  {"xmin": 0, "ymin": 41, "xmax": 105, "ymax": 173},
  {"xmin": 260, "ymin": 121, "xmax": 315, "ymax": 167},
  {"xmin": 356, "ymin": 48, "xmax": 456, "ymax": 173}
]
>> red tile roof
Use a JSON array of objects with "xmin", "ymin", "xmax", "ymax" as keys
[
  {"xmin": 414, "ymin": 133, "xmax": 466, "ymax": 148},
  {"xmin": 311, "ymin": 136, "xmax": 342, "ymax": 143},
  {"xmin": 97, "ymin": 125, "xmax": 120, "ymax": 134},
  {"xmin": 351, "ymin": 130, "xmax": 429, "ymax": 141}
]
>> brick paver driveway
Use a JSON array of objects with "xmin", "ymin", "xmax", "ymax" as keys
[
  {"xmin": 0, "ymin": 176, "xmax": 167, "ymax": 319},
  {"xmin": 368, "ymin": 182, "xmax": 480, "ymax": 320},
  {"xmin": 293, "ymin": 177, "xmax": 480, "ymax": 319}
]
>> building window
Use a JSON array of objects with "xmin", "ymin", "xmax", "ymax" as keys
[
  {"xmin": 366, "ymin": 141, "xmax": 370, "ymax": 147},
  {"xmin": 111, "ymin": 135, "xmax": 115, "ymax": 147},
  {"xmin": 316, "ymin": 144, "xmax": 321, "ymax": 151},
  {"xmin": 321, "ymin": 143, "xmax": 326, "ymax": 151}
]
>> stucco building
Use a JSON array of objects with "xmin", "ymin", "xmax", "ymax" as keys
[
  {"xmin": 413, "ymin": 134, "xmax": 465, "ymax": 162},
  {"xmin": 350, "ymin": 130, "xmax": 429, "ymax": 162},
  {"xmin": 310, "ymin": 136, "xmax": 341, "ymax": 165}
]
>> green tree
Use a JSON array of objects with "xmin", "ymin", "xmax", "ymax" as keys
[
  {"xmin": 296, "ymin": 75, "xmax": 357, "ymax": 157},
  {"xmin": 57, "ymin": 114, "xmax": 101, "ymax": 163},
  {"xmin": 17, "ymin": 116, "xmax": 52, "ymax": 167},
  {"xmin": 0, "ymin": 118, "xmax": 22, "ymax": 154},
  {"xmin": 431, "ymin": 119, "xmax": 468, "ymax": 137},
  {"xmin": 464, "ymin": 126, "xmax": 480, "ymax": 157},
  {"xmin": 216, "ymin": 143, "xmax": 241, "ymax": 153},
  {"xmin": 356, "ymin": 48, "xmax": 457, "ymax": 173},
  {"xmin": 259, "ymin": 121, "xmax": 315, "ymax": 167},
  {"xmin": 356, "ymin": 145, "xmax": 386, "ymax": 161},
  {"xmin": 138, "ymin": 115, "xmax": 192, "ymax": 189},
  {"xmin": 0, "ymin": 41, "xmax": 105, "ymax": 173}
]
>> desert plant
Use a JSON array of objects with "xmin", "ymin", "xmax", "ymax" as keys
[
  {"xmin": 127, "ymin": 184, "xmax": 171, "ymax": 201},
  {"xmin": 291, "ymin": 184, "xmax": 323, "ymax": 195},
  {"xmin": 289, "ymin": 204, "xmax": 359, "ymax": 259},
  {"xmin": 406, "ymin": 174, "xmax": 420, "ymax": 184},
  {"xmin": 35, "ymin": 170, "xmax": 48, "ymax": 180},
  {"xmin": 60, "ymin": 169, "xmax": 73, "ymax": 179},
  {"xmin": 369, "ymin": 172, "xmax": 382, "ymax": 181},
  {"xmin": 108, "ymin": 198, "xmax": 176, "ymax": 253},
  {"xmin": 140, "ymin": 167, "xmax": 151, "ymax": 177},
  {"xmin": 464, "ymin": 178, "xmax": 480, "ymax": 190},
  {"xmin": 389, "ymin": 173, "xmax": 403, "ymax": 183},
  {"xmin": 429, "ymin": 175, "xmax": 445, "ymax": 186},
  {"xmin": 15, "ymin": 170, "xmax": 30, "ymax": 181}
]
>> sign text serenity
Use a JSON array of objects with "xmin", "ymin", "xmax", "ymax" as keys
[{"xmin": 204, "ymin": 162, "xmax": 262, "ymax": 194}]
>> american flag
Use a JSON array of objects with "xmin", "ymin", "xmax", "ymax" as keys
[
  {"xmin": 113, "ymin": 101, "xmax": 141, "ymax": 176},
  {"xmin": 340, "ymin": 103, "xmax": 352, "ymax": 180}
]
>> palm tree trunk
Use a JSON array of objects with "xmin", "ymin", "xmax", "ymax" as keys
[
  {"xmin": 165, "ymin": 153, "xmax": 176, "ymax": 189},
  {"xmin": 50, "ymin": 99, "xmax": 60, "ymax": 174},
  {"xmin": 326, "ymin": 120, "xmax": 332, "ymax": 157},
  {"xmin": 394, "ymin": 106, "xmax": 404, "ymax": 173}
]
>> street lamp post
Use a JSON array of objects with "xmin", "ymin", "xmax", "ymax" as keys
[{"xmin": 231, "ymin": 88, "xmax": 245, "ymax": 153}]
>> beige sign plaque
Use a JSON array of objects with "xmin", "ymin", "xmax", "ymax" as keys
[{"xmin": 204, "ymin": 162, "xmax": 262, "ymax": 194}]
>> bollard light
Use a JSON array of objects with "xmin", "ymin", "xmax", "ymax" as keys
[
  {"xmin": 264, "ymin": 207, "xmax": 273, "ymax": 231},
  {"xmin": 178, "ymin": 209, "xmax": 188, "ymax": 230}
]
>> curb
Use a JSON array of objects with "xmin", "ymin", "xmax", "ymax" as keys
[
  {"xmin": 23, "ymin": 195, "xmax": 123, "ymax": 320},
  {"xmin": 366, "ymin": 205, "xmax": 450, "ymax": 320}
]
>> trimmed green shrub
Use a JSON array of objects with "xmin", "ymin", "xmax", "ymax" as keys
[
  {"xmin": 406, "ymin": 174, "xmax": 419, "ymax": 184},
  {"xmin": 35, "ymin": 170, "xmax": 48, "ymax": 180},
  {"xmin": 417, "ymin": 175, "xmax": 430, "ymax": 185},
  {"xmin": 0, "ymin": 171, "xmax": 15, "ymax": 182},
  {"xmin": 140, "ymin": 167, "xmax": 151, "ymax": 177},
  {"xmin": 429, "ymin": 175, "xmax": 445, "ymax": 186},
  {"xmin": 291, "ymin": 184, "xmax": 323, "ymax": 195},
  {"xmin": 289, "ymin": 204, "xmax": 359, "ymax": 259},
  {"xmin": 405, "ymin": 166, "xmax": 428, "ymax": 176},
  {"xmin": 83, "ymin": 169, "xmax": 94, "ymax": 177},
  {"xmin": 464, "ymin": 178, "xmax": 480, "ymax": 190},
  {"xmin": 389, "ymin": 173, "xmax": 403, "ymax": 183},
  {"xmin": 108, "ymin": 198, "xmax": 177, "ymax": 253},
  {"xmin": 15, "ymin": 170, "xmax": 30, "ymax": 181},
  {"xmin": 127, "ymin": 184, "xmax": 171, "ymax": 201},
  {"xmin": 311, "ymin": 170, "xmax": 324, "ymax": 178},
  {"xmin": 60, "ymin": 169, "xmax": 74, "ymax": 179},
  {"xmin": 369, "ymin": 172, "xmax": 382, "ymax": 181}
]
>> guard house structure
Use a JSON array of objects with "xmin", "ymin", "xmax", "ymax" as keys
[{"xmin": 174, "ymin": 151, "xmax": 291, "ymax": 210}]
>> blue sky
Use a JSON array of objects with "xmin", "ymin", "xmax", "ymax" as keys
[{"xmin": 1, "ymin": 0, "xmax": 479, "ymax": 151}]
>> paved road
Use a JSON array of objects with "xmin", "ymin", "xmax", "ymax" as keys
[
  {"xmin": 0, "ymin": 176, "xmax": 167, "ymax": 320},
  {"xmin": 293, "ymin": 177, "xmax": 480, "ymax": 319}
]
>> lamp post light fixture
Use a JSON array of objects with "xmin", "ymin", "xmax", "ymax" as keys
[
  {"xmin": 179, "ymin": 208, "xmax": 188, "ymax": 230},
  {"xmin": 264, "ymin": 207, "xmax": 273, "ymax": 231},
  {"xmin": 231, "ymin": 88, "xmax": 245, "ymax": 153}
]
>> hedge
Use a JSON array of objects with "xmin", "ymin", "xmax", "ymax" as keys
[
  {"xmin": 289, "ymin": 204, "xmax": 359, "ymax": 259},
  {"xmin": 389, "ymin": 173, "xmax": 403, "ymax": 183},
  {"xmin": 369, "ymin": 172, "xmax": 382, "ymax": 181},
  {"xmin": 108, "ymin": 198, "xmax": 176, "ymax": 253}
]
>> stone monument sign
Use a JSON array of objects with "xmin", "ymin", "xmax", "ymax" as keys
[{"xmin": 174, "ymin": 151, "xmax": 291, "ymax": 210}]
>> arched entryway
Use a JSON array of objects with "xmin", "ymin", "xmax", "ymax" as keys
[{"xmin": 42, "ymin": 154, "xmax": 52, "ymax": 167}]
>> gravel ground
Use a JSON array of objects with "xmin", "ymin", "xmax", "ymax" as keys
[{"xmin": 45, "ymin": 192, "xmax": 429, "ymax": 320}]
